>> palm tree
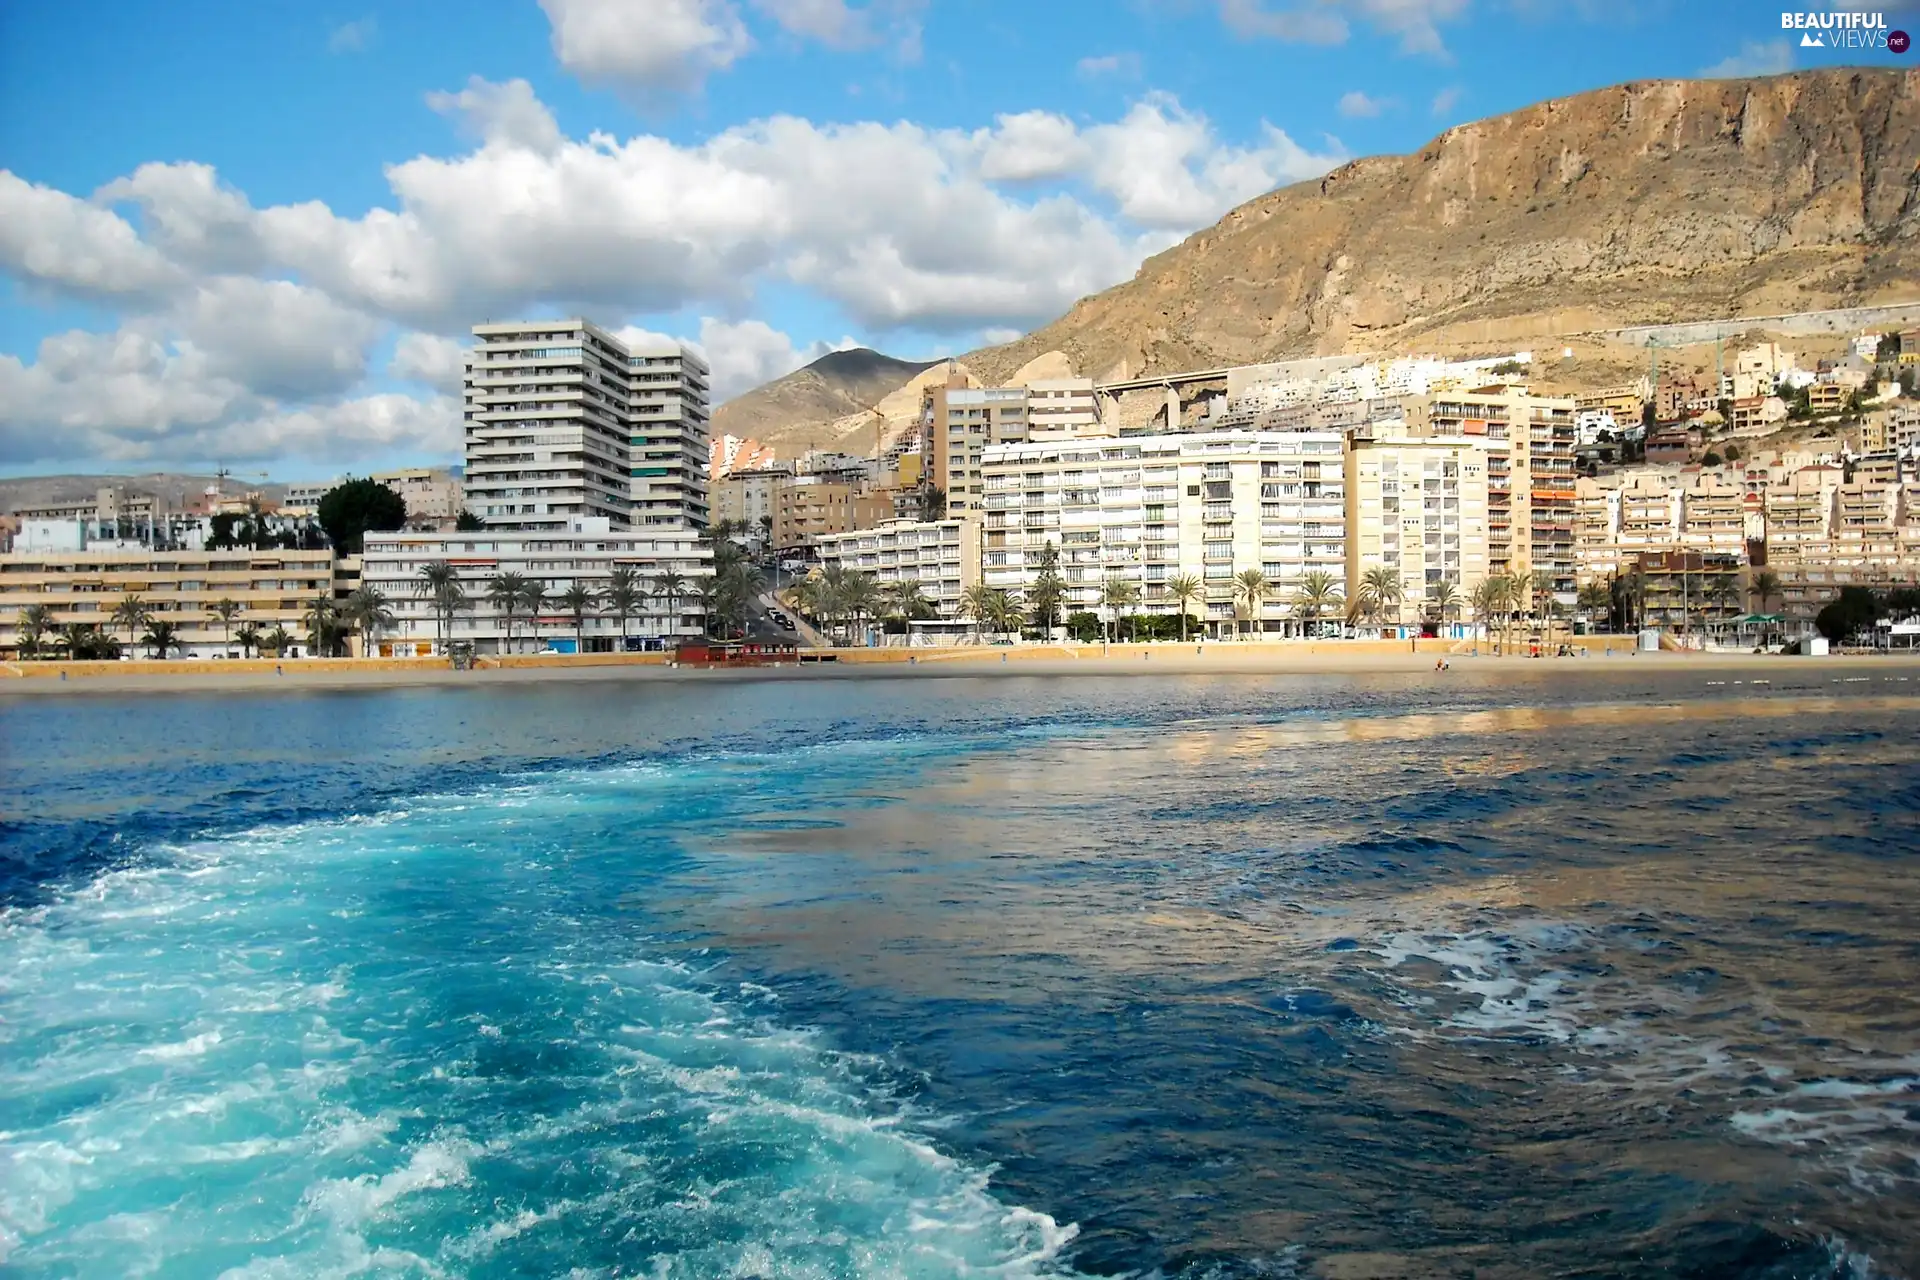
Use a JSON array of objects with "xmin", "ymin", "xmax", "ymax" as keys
[
  {"xmin": 559, "ymin": 582, "xmax": 600, "ymax": 653},
  {"xmin": 417, "ymin": 561, "xmax": 459, "ymax": 653},
  {"xmin": 1165, "ymin": 572, "xmax": 1203, "ymax": 643},
  {"xmin": 303, "ymin": 593, "xmax": 341, "ymax": 656},
  {"xmin": 234, "ymin": 622, "xmax": 262, "ymax": 659},
  {"xmin": 984, "ymin": 587, "xmax": 1025, "ymax": 641},
  {"xmin": 518, "ymin": 577, "xmax": 550, "ymax": 650},
  {"xmin": 111, "ymin": 594, "xmax": 152, "ymax": 653},
  {"xmin": 836, "ymin": 571, "xmax": 881, "ymax": 644},
  {"xmin": 433, "ymin": 580, "xmax": 468, "ymax": 651},
  {"xmin": 605, "ymin": 566, "xmax": 645, "ymax": 650},
  {"xmin": 961, "ymin": 582, "xmax": 997, "ymax": 644},
  {"xmin": 1707, "ymin": 573, "xmax": 1740, "ymax": 625},
  {"xmin": 1748, "ymin": 569, "xmax": 1782, "ymax": 617},
  {"xmin": 1098, "ymin": 576, "xmax": 1140, "ymax": 643},
  {"xmin": 17, "ymin": 603, "xmax": 52, "ymax": 659},
  {"xmin": 141, "ymin": 620, "xmax": 183, "ymax": 658},
  {"xmin": 1576, "ymin": 582, "xmax": 1612, "ymax": 633},
  {"xmin": 58, "ymin": 622, "xmax": 103, "ymax": 660},
  {"xmin": 882, "ymin": 580, "xmax": 932, "ymax": 628},
  {"xmin": 1359, "ymin": 565, "xmax": 1401, "ymax": 632},
  {"xmin": 342, "ymin": 586, "xmax": 394, "ymax": 656},
  {"xmin": 1427, "ymin": 579, "xmax": 1461, "ymax": 630},
  {"xmin": 1471, "ymin": 576, "xmax": 1509, "ymax": 647},
  {"xmin": 1232, "ymin": 568, "xmax": 1271, "ymax": 639},
  {"xmin": 1294, "ymin": 570, "xmax": 1342, "ymax": 637},
  {"xmin": 652, "ymin": 570, "xmax": 689, "ymax": 637},
  {"xmin": 1027, "ymin": 544, "xmax": 1067, "ymax": 637},
  {"xmin": 1506, "ymin": 570, "xmax": 1534, "ymax": 650},
  {"xmin": 263, "ymin": 626, "xmax": 294, "ymax": 657},
  {"xmin": 207, "ymin": 598, "xmax": 242, "ymax": 654},
  {"xmin": 488, "ymin": 571, "xmax": 531, "ymax": 654}
]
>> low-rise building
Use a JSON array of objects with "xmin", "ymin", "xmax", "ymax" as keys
[
  {"xmin": 812, "ymin": 518, "xmax": 981, "ymax": 618},
  {"xmin": 0, "ymin": 547, "xmax": 338, "ymax": 658},
  {"xmin": 371, "ymin": 468, "xmax": 464, "ymax": 527},
  {"xmin": 357, "ymin": 518, "xmax": 708, "ymax": 655},
  {"xmin": 771, "ymin": 476, "xmax": 893, "ymax": 552},
  {"xmin": 713, "ymin": 464, "xmax": 792, "ymax": 535}
]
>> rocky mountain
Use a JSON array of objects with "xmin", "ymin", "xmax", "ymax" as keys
[
  {"xmin": 711, "ymin": 348, "xmax": 941, "ymax": 456},
  {"xmin": 0, "ymin": 473, "xmax": 284, "ymax": 515},
  {"xmin": 964, "ymin": 68, "xmax": 1920, "ymax": 385}
]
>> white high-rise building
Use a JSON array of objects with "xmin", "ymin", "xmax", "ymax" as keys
[{"xmin": 463, "ymin": 319, "xmax": 710, "ymax": 531}]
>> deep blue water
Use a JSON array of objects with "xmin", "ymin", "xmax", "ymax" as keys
[{"xmin": 3, "ymin": 669, "xmax": 1919, "ymax": 1278}]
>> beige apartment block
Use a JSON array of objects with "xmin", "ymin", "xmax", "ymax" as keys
[
  {"xmin": 771, "ymin": 476, "xmax": 893, "ymax": 552},
  {"xmin": 981, "ymin": 430, "xmax": 1348, "ymax": 636},
  {"xmin": 1025, "ymin": 379, "xmax": 1108, "ymax": 439},
  {"xmin": 930, "ymin": 378, "xmax": 1030, "ymax": 515},
  {"xmin": 1680, "ymin": 470, "xmax": 1747, "ymax": 558},
  {"xmin": 1765, "ymin": 466, "xmax": 1841, "ymax": 552},
  {"xmin": 371, "ymin": 468, "xmax": 464, "ymax": 526},
  {"xmin": 0, "ymin": 549, "xmax": 339, "ymax": 658},
  {"xmin": 714, "ymin": 465, "xmax": 791, "ymax": 535},
  {"xmin": 1420, "ymin": 388, "xmax": 1577, "ymax": 599},
  {"xmin": 1345, "ymin": 423, "xmax": 1491, "ymax": 623},
  {"xmin": 1574, "ymin": 477, "xmax": 1624, "ymax": 582},
  {"xmin": 812, "ymin": 518, "xmax": 980, "ymax": 618}
]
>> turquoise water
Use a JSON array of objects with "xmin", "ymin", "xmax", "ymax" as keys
[{"xmin": 3, "ymin": 671, "xmax": 1918, "ymax": 1277}]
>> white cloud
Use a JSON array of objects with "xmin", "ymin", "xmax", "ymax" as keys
[
  {"xmin": 978, "ymin": 327, "xmax": 1023, "ymax": 345},
  {"xmin": 1217, "ymin": 0, "xmax": 1469, "ymax": 57},
  {"xmin": 1075, "ymin": 52, "xmax": 1140, "ymax": 79},
  {"xmin": 389, "ymin": 332, "xmax": 470, "ymax": 393},
  {"xmin": 1337, "ymin": 90, "xmax": 1392, "ymax": 118},
  {"xmin": 748, "ymin": 0, "xmax": 923, "ymax": 55},
  {"xmin": 0, "ymin": 81, "xmax": 1344, "ymax": 468},
  {"xmin": 539, "ymin": 0, "xmax": 752, "ymax": 94},
  {"xmin": 427, "ymin": 76, "xmax": 564, "ymax": 153},
  {"xmin": 0, "ymin": 172, "xmax": 184, "ymax": 300},
  {"xmin": 328, "ymin": 17, "xmax": 376, "ymax": 54},
  {"xmin": 1698, "ymin": 40, "xmax": 1794, "ymax": 79},
  {"xmin": 1431, "ymin": 85, "xmax": 1462, "ymax": 117}
]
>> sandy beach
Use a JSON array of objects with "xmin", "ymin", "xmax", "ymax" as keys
[{"xmin": 7, "ymin": 642, "xmax": 1919, "ymax": 695}]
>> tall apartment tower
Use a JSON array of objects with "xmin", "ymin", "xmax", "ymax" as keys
[{"xmin": 463, "ymin": 319, "xmax": 710, "ymax": 531}]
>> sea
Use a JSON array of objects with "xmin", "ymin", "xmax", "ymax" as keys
[{"xmin": 2, "ymin": 668, "xmax": 1917, "ymax": 1279}]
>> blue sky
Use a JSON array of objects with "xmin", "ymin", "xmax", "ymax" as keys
[{"xmin": 0, "ymin": 0, "xmax": 1910, "ymax": 479}]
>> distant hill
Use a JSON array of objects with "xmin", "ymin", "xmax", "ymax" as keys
[
  {"xmin": 963, "ymin": 68, "xmax": 1920, "ymax": 385},
  {"xmin": 712, "ymin": 348, "xmax": 941, "ymax": 457},
  {"xmin": 0, "ymin": 473, "xmax": 289, "ymax": 515}
]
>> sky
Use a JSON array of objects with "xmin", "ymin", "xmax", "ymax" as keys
[{"xmin": 0, "ymin": 0, "xmax": 1912, "ymax": 481}]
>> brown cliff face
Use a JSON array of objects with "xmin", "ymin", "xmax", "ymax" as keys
[{"xmin": 965, "ymin": 69, "xmax": 1920, "ymax": 384}]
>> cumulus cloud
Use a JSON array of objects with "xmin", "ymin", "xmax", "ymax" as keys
[
  {"xmin": 749, "ymin": 0, "xmax": 924, "ymax": 56},
  {"xmin": 1431, "ymin": 85, "xmax": 1463, "ymax": 117},
  {"xmin": 389, "ymin": 332, "xmax": 470, "ymax": 393},
  {"xmin": 1698, "ymin": 40, "xmax": 1794, "ymax": 80},
  {"xmin": 328, "ymin": 17, "xmax": 376, "ymax": 54},
  {"xmin": 0, "ymin": 80, "xmax": 1340, "ymax": 467},
  {"xmin": 1076, "ymin": 52, "xmax": 1140, "ymax": 79},
  {"xmin": 1337, "ymin": 90, "xmax": 1392, "ymax": 118},
  {"xmin": 695, "ymin": 317, "xmax": 861, "ymax": 401},
  {"xmin": 540, "ymin": 0, "xmax": 752, "ymax": 94},
  {"xmin": 1217, "ymin": 0, "xmax": 1469, "ymax": 57}
]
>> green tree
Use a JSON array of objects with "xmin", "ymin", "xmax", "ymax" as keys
[
  {"xmin": 1427, "ymin": 578, "xmax": 1462, "ymax": 627},
  {"xmin": 342, "ymin": 586, "xmax": 395, "ymax": 654},
  {"xmin": 961, "ymin": 581, "xmax": 996, "ymax": 643},
  {"xmin": 455, "ymin": 509, "xmax": 486, "ymax": 531},
  {"xmin": 316, "ymin": 478, "xmax": 407, "ymax": 555},
  {"xmin": 1099, "ymin": 577, "xmax": 1140, "ymax": 643},
  {"xmin": 1471, "ymin": 576, "xmax": 1511, "ymax": 646},
  {"xmin": 835, "ymin": 571, "xmax": 880, "ymax": 644},
  {"xmin": 1576, "ymin": 581, "xmax": 1612, "ymax": 632},
  {"xmin": 142, "ymin": 620, "xmax": 183, "ymax": 658},
  {"xmin": 652, "ymin": 570, "xmax": 689, "ymax": 635},
  {"xmin": 17, "ymin": 603, "xmax": 53, "ymax": 658},
  {"xmin": 1233, "ymin": 568, "xmax": 1271, "ymax": 638},
  {"xmin": 488, "ymin": 571, "xmax": 531, "ymax": 654},
  {"xmin": 604, "ymin": 566, "xmax": 645, "ymax": 649},
  {"xmin": 559, "ymin": 582, "xmax": 600, "ymax": 652},
  {"xmin": 417, "ymin": 561, "xmax": 460, "ymax": 653},
  {"xmin": 1815, "ymin": 585, "xmax": 1879, "ymax": 643},
  {"xmin": 1294, "ymin": 571, "xmax": 1343, "ymax": 635},
  {"xmin": 1359, "ymin": 565, "xmax": 1401, "ymax": 630},
  {"xmin": 303, "ymin": 593, "xmax": 343, "ymax": 656},
  {"xmin": 1748, "ymin": 569, "xmax": 1782, "ymax": 616},
  {"xmin": 882, "ymin": 580, "xmax": 933, "ymax": 628},
  {"xmin": 1707, "ymin": 574, "xmax": 1740, "ymax": 623},
  {"xmin": 235, "ymin": 622, "xmax": 262, "ymax": 659},
  {"xmin": 262, "ymin": 626, "xmax": 294, "ymax": 657},
  {"xmin": 1165, "ymin": 572, "xmax": 1203, "ymax": 643},
  {"xmin": 518, "ymin": 577, "xmax": 550, "ymax": 649},
  {"xmin": 207, "ymin": 597, "xmax": 242, "ymax": 654},
  {"xmin": 111, "ymin": 594, "xmax": 152, "ymax": 652},
  {"xmin": 918, "ymin": 485, "xmax": 947, "ymax": 522},
  {"xmin": 1026, "ymin": 543, "xmax": 1066, "ymax": 635}
]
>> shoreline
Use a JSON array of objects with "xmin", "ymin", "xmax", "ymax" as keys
[{"xmin": 7, "ymin": 644, "xmax": 1920, "ymax": 696}]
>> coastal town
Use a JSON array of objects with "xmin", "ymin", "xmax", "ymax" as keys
[{"xmin": 4, "ymin": 314, "xmax": 1920, "ymax": 664}]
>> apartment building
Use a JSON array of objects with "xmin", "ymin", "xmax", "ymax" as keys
[
  {"xmin": 1421, "ymin": 388, "xmax": 1577, "ymax": 600},
  {"xmin": 1574, "ymin": 477, "xmax": 1624, "ymax": 582},
  {"xmin": 357, "ymin": 518, "xmax": 708, "ymax": 655},
  {"xmin": 1345, "ymin": 422, "xmax": 1491, "ymax": 623},
  {"xmin": 812, "ymin": 518, "xmax": 981, "ymax": 619},
  {"xmin": 1575, "ymin": 385, "xmax": 1644, "ymax": 422},
  {"xmin": 371, "ymin": 468, "xmax": 464, "ymax": 526},
  {"xmin": 713, "ymin": 465, "xmax": 792, "ymax": 534},
  {"xmin": 1680, "ymin": 470, "xmax": 1747, "ymax": 558},
  {"xmin": 1892, "ymin": 402, "xmax": 1920, "ymax": 452},
  {"xmin": 1026, "ymin": 379, "xmax": 1107, "ymax": 439},
  {"xmin": 980, "ymin": 430, "xmax": 1347, "ymax": 636},
  {"xmin": 1728, "ymin": 395, "xmax": 1788, "ymax": 436},
  {"xmin": 771, "ymin": 476, "xmax": 892, "ymax": 552},
  {"xmin": 1765, "ymin": 466, "xmax": 1840, "ymax": 552},
  {"xmin": 932, "ymin": 383, "xmax": 1029, "ymax": 515},
  {"xmin": 463, "ymin": 319, "xmax": 710, "ymax": 532},
  {"xmin": 0, "ymin": 547, "xmax": 337, "ymax": 657}
]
